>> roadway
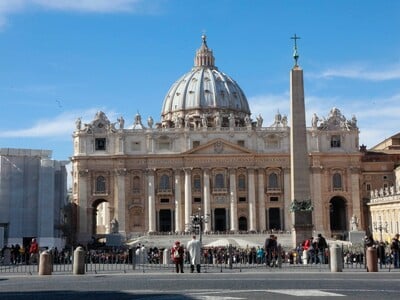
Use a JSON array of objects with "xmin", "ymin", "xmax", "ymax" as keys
[{"xmin": 1, "ymin": 270, "xmax": 399, "ymax": 299}]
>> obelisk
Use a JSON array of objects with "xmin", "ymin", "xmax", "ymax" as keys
[{"xmin": 289, "ymin": 34, "xmax": 313, "ymax": 248}]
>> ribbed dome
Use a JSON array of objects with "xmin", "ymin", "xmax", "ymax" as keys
[{"xmin": 161, "ymin": 35, "xmax": 251, "ymax": 129}]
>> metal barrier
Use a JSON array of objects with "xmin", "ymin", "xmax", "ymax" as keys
[{"xmin": 1, "ymin": 247, "xmax": 398, "ymax": 274}]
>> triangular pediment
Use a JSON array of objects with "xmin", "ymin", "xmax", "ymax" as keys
[{"xmin": 184, "ymin": 138, "xmax": 254, "ymax": 155}]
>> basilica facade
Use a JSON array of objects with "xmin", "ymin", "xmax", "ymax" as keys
[{"xmin": 72, "ymin": 35, "xmax": 380, "ymax": 244}]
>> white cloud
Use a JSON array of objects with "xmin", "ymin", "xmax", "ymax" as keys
[
  {"xmin": 315, "ymin": 63, "xmax": 400, "ymax": 81},
  {"xmin": 0, "ymin": 0, "xmax": 151, "ymax": 29},
  {"xmin": 32, "ymin": 0, "xmax": 143, "ymax": 13},
  {"xmin": 0, "ymin": 108, "xmax": 118, "ymax": 138},
  {"xmin": 248, "ymin": 92, "xmax": 290, "ymax": 122}
]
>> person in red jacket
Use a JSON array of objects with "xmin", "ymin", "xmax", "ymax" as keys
[
  {"xmin": 171, "ymin": 241, "xmax": 184, "ymax": 273},
  {"xmin": 29, "ymin": 238, "xmax": 39, "ymax": 264}
]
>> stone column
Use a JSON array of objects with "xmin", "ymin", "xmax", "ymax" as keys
[
  {"xmin": 350, "ymin": 167, "xmax": 361, "ymax": 228},
  {"xmin": 77, "ymin": 169, "xmax": 90, "ymax": 242},
  {"xmin": 203, "ymin": 168, "xmax": 211, "ymax": 233},
  {"xmin": 229, "ymin": 169, "xmax": 238, "ymax": 232},
  {"xmin": 184, "ymin": 168, "xmax": 192, "ymax": 232},
  {"xmin": 174, "ymin": 170, "xmax": 182, "ymax": 233},
  {"xmin": 311, "ymin": 166, "xmax": 323, "ymax": 233},
  {"xmin": 283, "ymin": 167, "xmax": 292, "ymax": 231},
  {"xmin": 258, "ymin": 169, "xmax": 266, "ymax": 232},
  {"xmin": 147, "ymin": 169, "xmax": 156, "ymax": 233},
  {"xmin": 115, "ymin": 168, "xmax": 127, "ymax": 236},
  {"xmin": 248, "ymin": 168, "xmax": 256, "ymax": 232}
]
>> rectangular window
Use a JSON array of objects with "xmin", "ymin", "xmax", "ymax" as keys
[
  {"xmin": 331, "ymin": 135, "xmax": 341, "ymax": 148},
  {"xmin": 158, "ymin": 141, "xmax": 170, "ymax": 150},
  {"xmin": 194, "ymin": 197, "xmax": 201, "ymax": 203},
  {"xmin": 131, "ymin": 141, "xmax": 141, "ymax": 151},
  {"xmin": 160, "ymin": 198, "xmax": 169, "ymax": 203},
  {"xmin": 237, "ymin": 140, "xmax": 245, "ymax": 147},
  {"xmin": 238, "ymin": 197, "xmax": 246, "ymax": 202},
  {"xmin": 270, "ymin": 196, "xmax": 279, "ymax": 202},
  {"xmin": 95, "ymin": 138, "xmax": 106, "ymax": 151},
  {"xmin": 366, "ymin": 183, "xmax": 371, "ymax": 191},
  {"xmin": 193, "ymin": 141, "xmax": 200, "ymax": 148}
]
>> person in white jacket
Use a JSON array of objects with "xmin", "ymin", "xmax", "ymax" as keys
[{"xmin": 187, "ymin": 235, "xmax": 202, "ymax": 273}]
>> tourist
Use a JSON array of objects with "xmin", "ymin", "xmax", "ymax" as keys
[
  {"xmin": 316, "ymin": 233, "xmax": 328, "ymax": 264},
  {"xmin": 171, "ymin": 241, "xmax": 184, "ymax": 273},
  {"xmin": 390, "ymin": 233, "xmax": 399, "ymax": 268},
  {"xmin": 187, "ymin": 235, "xmax": 201, "ymax": 273},
  {"xmin": 264, "ymin": 234, "xmax": 278, "ymax": 267},
  {"xmin": 29, "ymin": 238, "xmax": 39, "ymax": 264}
]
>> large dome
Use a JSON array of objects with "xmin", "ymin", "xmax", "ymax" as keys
[{"xmin": 161, "ymin": 35, "xmax": 251, "ymax": 129}]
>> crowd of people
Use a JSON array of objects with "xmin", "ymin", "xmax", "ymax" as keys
[{"xmin": 1, "ymin": 233, "xmax": 399, "ymax": 270}]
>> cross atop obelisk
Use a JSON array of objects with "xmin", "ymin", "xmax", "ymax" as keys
[{"xmin": 291, "ymin": 34, "xmax": 301, "ymax": 67}]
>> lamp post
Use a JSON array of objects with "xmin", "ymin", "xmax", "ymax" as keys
[
  {"xmin": 373, "ymin": 217, "xmax": 388, "ymax": 242},
  {"xmin": 190, "ymin": 207, "xmax": 209, "ymax": 243}
]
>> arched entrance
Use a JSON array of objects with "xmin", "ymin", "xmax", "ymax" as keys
[
  {"xmin": 238, "ymin": 216, "xmax": 248, "ymax": 231},
  {"xmin": 92, "ymin": 199, "xmax": 110, "ymax": 236},
  {"xmin": 329, "ymin": 196, "xmax": 347, "ymax": 233},
  {"xmin": 214, "ymin": 208, "xmax": 226, "ymax": 232},
  {"xmin": 159, "ymin": 209, "xmax": 172, "ymax": 232}
]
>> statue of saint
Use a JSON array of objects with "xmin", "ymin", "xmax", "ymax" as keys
[
  {"xmin": 184, "ymin": 115, "xmax": 190, "ymax": 128},
  {"xmin": 244, "ymin": 115, "xmax": 251, "ymax": 126},
  {"xmin": 282, "ymin": 115, "xmax": 288, "ymax": 127},
  {"xmin": 110, "ymin": 218, "xmax": 119, "ymax": 234},
  {"xmin": 75, "ymin": 117, "xmax": 81, "ymax": 130},
  {"xmin": 147, "ymin": 116, "xmax": 154, "ymax": 128},
  {"xmin": 229, "ymin": 113, "xmax": 235, "ymax": 128},
  {"xmin": 350, "ymin": 215, "xmax": 358, "ymax": 231},
  {"xmin": 214, "ymin": 112, "xmax": 221, "ymax": 128},
  {"xmin": 311, "ymin": 113, "xmax": 319, "ymax": 128},
  {"xmin": 256, "ymin": 114, "xmax": 263, "ymax": 128},
  {"xmin": 117, "ymin": 116, "xmax": 125, "ymax": 129},
  {"xmin": 201, "ymin": 114, "xmax": 208, "ymax": 128}
]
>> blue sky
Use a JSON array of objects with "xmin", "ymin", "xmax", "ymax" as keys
[{"xmin": 0, "ymin": 0, "xmax": 399, "ymax": 161}]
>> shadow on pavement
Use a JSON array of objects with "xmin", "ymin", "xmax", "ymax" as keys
[{"xmin": 0, "ymin": 290, "xmax": 196, "ymax": 300}]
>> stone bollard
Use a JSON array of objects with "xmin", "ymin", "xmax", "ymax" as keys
[
  {"xmin": 73, "ymin": 246, "xmax": 86, "ymax": 275},
  {"xmin": 302, "ymin": 249, "xmax": 308, "ymax": 265},
  {"xmin": 163, "ymin": 248, "xmax": 171, "ymax": 265},
  {"xmin": 366, "ymin": 246, "xmax": 378, "ymax": 272},
  {"xmin": 38, "ymin": 251, "xmax": 52, "ymax": 275},
  {"xmin": 3, "ymin": 248, "xmax": 11, "ymax": 265},
  {"xmin": 277, "ymin": 244, "xmax": 282, "ymax": 268},
  {"xmin": 329, "ymin": 244, "xmax": 342, "ymax": 272}
]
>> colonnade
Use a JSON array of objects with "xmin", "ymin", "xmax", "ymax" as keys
[{"xmin": 146, "ymin": 167, "xmax": 290, "ymax": 234}]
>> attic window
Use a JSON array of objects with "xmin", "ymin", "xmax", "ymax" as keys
[
  {"xmin": 237, "ymin": 140, "xmax": 245, "ymax": 147},
  {"xmin": 131, "ymin": 141, "xmax": 141, "ymax": 151},
  {"xmin": 193, "ymin": 141, "xmax": 200, "ymax": 148},
  {"xmin": 331, "ymin": 135, "xmax": 341, "ymax": 148},
  {"xmin": 95, "ymin": 138, "xmax": 106, "ymax": 151}
]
